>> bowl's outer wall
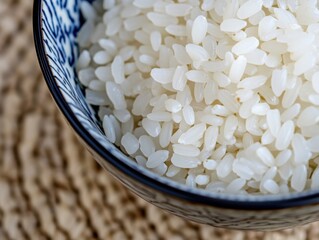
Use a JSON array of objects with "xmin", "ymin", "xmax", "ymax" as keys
[
  {"xmin": 34, "ymin": 0, "xmax": 319, "ymax": 230},
  {"xmin": 90, "ymin": 144, "xmax": 319, "ymax": 230}
]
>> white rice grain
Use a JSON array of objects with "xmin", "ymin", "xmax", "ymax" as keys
[
  {"xmin": 297, "ymin": 107, "xmax": 319, "ymax": 127},
  {"xmin": 195, "ymin": 175, "xmax": 210, "ymax": 185},
  {"xmin": 146, "ymin": 150, "xmax": 169, "ymax": 168},
  {"xmin": 220, "ymin": 18, "xmax": 247, "ymax": 33},
  {"xmin": 79, "ymin": 0, "xmax": 319, "ymax": 195},
  {"xmin": 185, "ymin": 44, "xmax": 210, "ymax": 62},
  {"xmin": 229, "ymin": 56, "xmax": 247, "ymax": 83},
  {"xmin": 238, "ymin": 75, "xmax": 267, "ymax": 90},
  {"xmin": 291, "ymin": 165, "xmax": 307, "ymax": 192},
  {"xmin": 151, "ymin": 68, "xmax": 175, "ymax": 84},
  {"xmin": 232, "ymin": 37, "xmax": 259, "ymax": 55},
  {"xmin": 121, "ymin": 132, "xmax": 139, "ymax": 154},
  {"xmin": 245, "ymin": 49, "xmax": 267, "ymax": 66},
  {"xmin": 171, "ymin": 154, "xmax": 201, "ymax": 169},
  {"xmin": 276, "ymin": 149, "xmax": 292, "ymax": 167},
  {"xmin": 262, "ymin": 179, "xmax": 279, "ymax": 194},
  {"xmin": 203, "ymin": 159, "xmax": 217, "ymax": 170},
  {"xmin": 275, "ymin": 121, "xmax": 295, "ymax": 151},
  {"xmin": 166, "ymin": 165, "xmax": 181, "ymax": 178},
  {"xmin": 237, "ymin": 0, "xmax": 263, "ymax": 19},
  {"xmin": 103, "ymin": 115, "xmax": 116, "ymax": 143},
  {"xmin": 292, "ymin": 134, "xmax": 312, "ymax": 165},
  {"xmin": 142, "ymin": 118, "xmax": 161, "ymax": 137},
  {"xmin": 266, "ymin": 109, "xmax": 281, "ymax": 137},
  {"xmin": 186, "ymin": 70, "xmax": 209, "ymax": 83},
  {"xmin": 159, "ymin": 122, "xmax": 173, "ymax": 148},
  {"xmin": 257, "ymin": 147, "xmax": 275, "ymax": 167},
  {"xmin": 178, "ymin": 123, "xmax": 206, "ymax": 145},
  {"xmin": 139, "ymin": 135, "xmax": 155, "ymax": 157},
  {"xmin": 173, "ymin": 144, "xmax": 200, "ymax": 157},
  {"xmin": 307, "ymin": 136, "xmax": 319, "ymax": 153},
  {"xmin": 182, "ymin": 105, "xmax": 195, "ymax": 126},
  {"xmin": 217, "ymin": 155, "xmax": 234, "ymax": 178},
  {"xmin": 106, "ymin": 82, "xmax": 127, "ymax": 110},
  {"xmin": 147, "ymin": 12, "xmax": 178, "ymax": 27},
  {"xmin": 192, "ymin": 15, "xmax": 208, "ymax": 44},
  {"xmin": 165, "ymin": 3, "xmax": 192, "ymax": 17}
]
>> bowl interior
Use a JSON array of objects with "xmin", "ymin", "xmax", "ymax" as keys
[{"xmin": 36, "ymin": 0, "xmax": 319, "ymax": 206}]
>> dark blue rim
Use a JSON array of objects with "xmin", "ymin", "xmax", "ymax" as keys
[{"xmin": 33, "ymin": 0, "xmax": 319, "ymax": 210}]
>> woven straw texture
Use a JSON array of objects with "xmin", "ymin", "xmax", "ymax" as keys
[{"xmin": 1, "ymin": 0, "xmax": 319, "ymax": 239}]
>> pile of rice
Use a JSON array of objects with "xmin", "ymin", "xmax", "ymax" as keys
[{"xmin": 77, "ymin": 0, "xmax": 319, "ymax": 195}]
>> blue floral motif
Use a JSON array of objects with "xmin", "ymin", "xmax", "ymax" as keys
[{"xmin": 42, "ymin": 0, "xmax": 102, "ymax": 133}]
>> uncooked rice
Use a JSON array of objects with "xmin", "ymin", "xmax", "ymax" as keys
[{"xmin": 77, "ymin": 0, "xmax": 319, "ymax": 195}]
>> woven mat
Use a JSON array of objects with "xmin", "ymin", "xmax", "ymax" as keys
[{"xmin": 1, "ymin": 0, "xmax": 319, "ymax": 239}]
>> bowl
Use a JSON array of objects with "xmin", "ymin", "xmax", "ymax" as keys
[{"xmin": 33, "ymin": 0, "xmax": 319, "ymax": 230}]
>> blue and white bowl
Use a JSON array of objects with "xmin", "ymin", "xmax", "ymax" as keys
[{"xmin": 34, "ymin": 0, "xmax": 319, "ymax": 230}]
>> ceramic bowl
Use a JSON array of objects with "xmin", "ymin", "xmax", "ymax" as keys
[{"xmin": 33, "ymin": 0, "xmax": 319, "ymax": 230}]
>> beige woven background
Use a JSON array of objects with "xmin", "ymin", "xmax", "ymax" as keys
[{"xmin": 1, "ymin": 0, "xmax": 319, "ymax": 239}]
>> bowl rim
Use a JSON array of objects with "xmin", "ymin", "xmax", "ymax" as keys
[{"xmin": 33, "ymin": 0, "xmax": 319, "ymax": 210}]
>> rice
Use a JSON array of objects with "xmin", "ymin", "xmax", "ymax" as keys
[
  {"xmin": 121, "ymin": 132, "xmax": 139, "ymax": 155},
  {"xmin": 139, "ymin": 135, "xmax": 155, "ymax": 157},
  {"xmin": 146, "ymin": 150, "xmax": 169, "ymax": 168},
  {"xmin": 173, "ymin": 144, "xmax": 200, "ymax": 157},
  {"xmin": 171, "ymin": 154, "xmax": 201, "ymax": 169},
  {"xmin": 78, "ymin": 0, "xmax": 319, "ymax": 195},
  {"xmin": 191, "ymin": 15, "xmax": 208, "ymax": 44},
  {"xmin": 237, "ymin": 0, "xmax": 263, "ymax": 19},
  {"xmin": 220, "ymin": 19, "xmax": 247, "ymax": 33}
]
